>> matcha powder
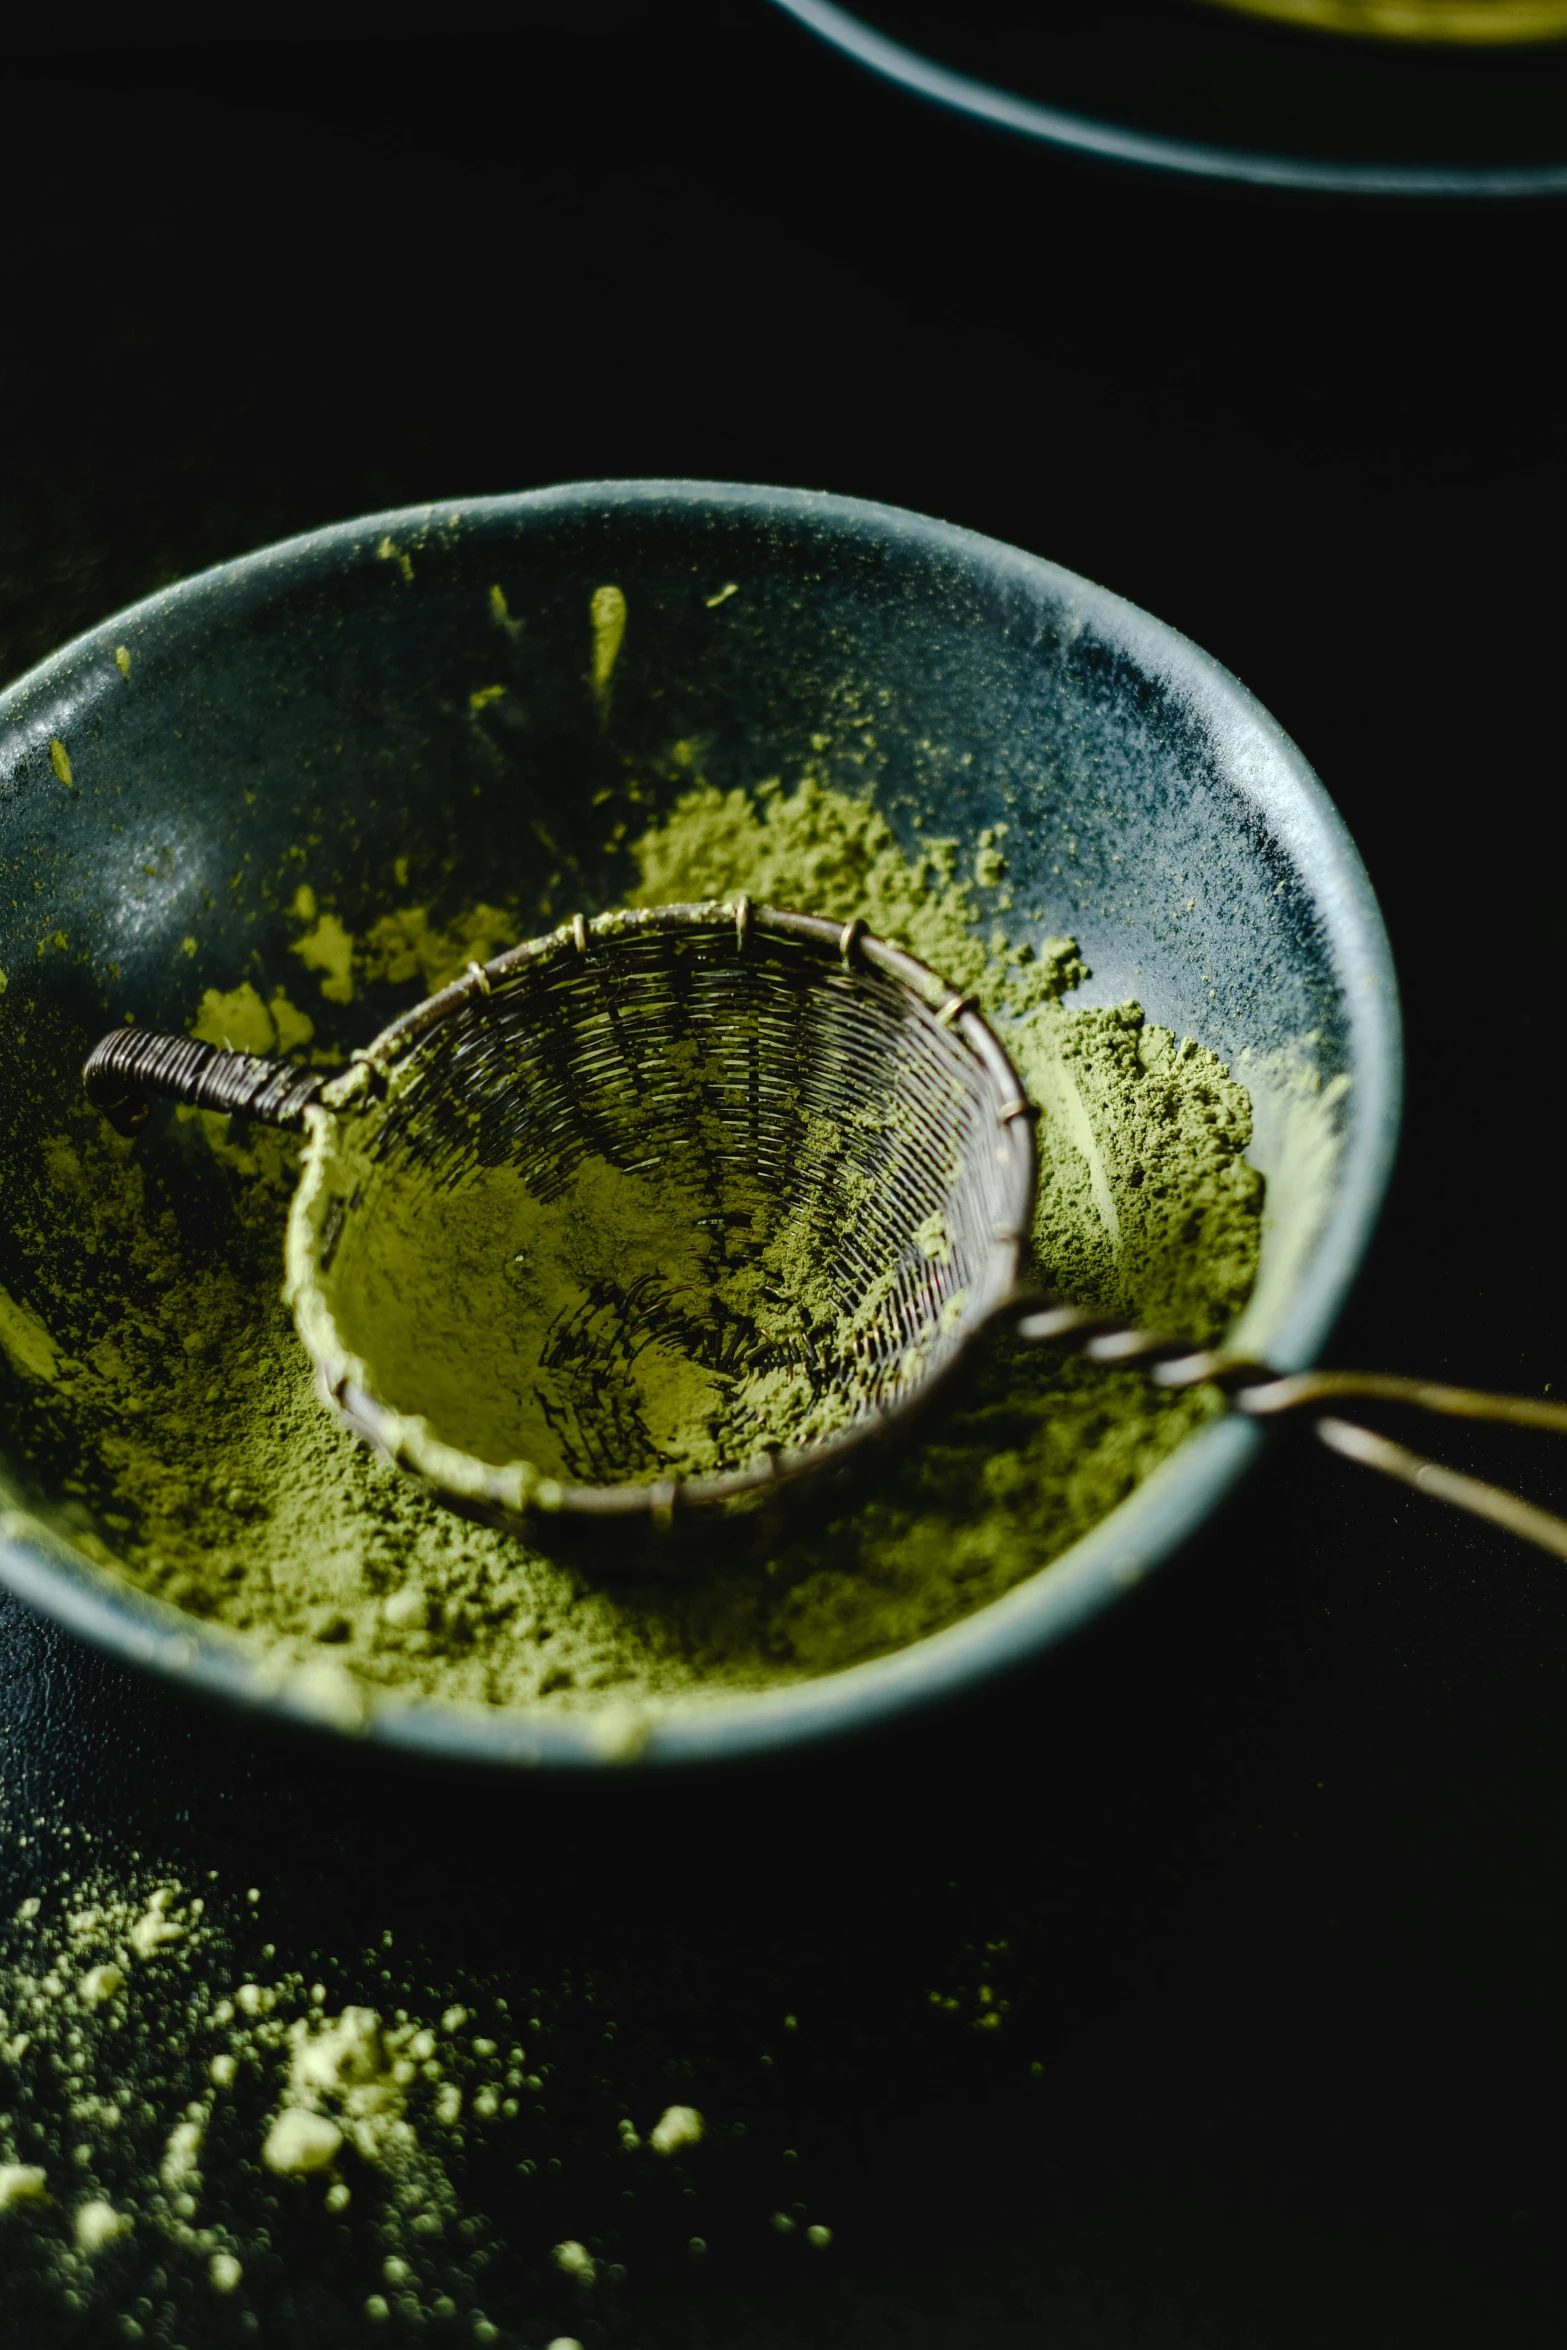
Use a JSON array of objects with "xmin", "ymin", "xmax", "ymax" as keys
[{"xmin": 0, "ymin": 778, "xmax": 1262, "ymax": 1714}]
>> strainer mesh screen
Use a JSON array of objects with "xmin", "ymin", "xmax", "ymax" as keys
[{"xmin": 311, "ymin": 921, "xmax": 1021, "ymax": 1494}]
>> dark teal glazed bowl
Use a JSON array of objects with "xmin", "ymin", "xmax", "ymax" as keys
[
  {"xmin": 771, "ymin": 0, "xmax": 1567, "ymax": 197},
  {"xmin": 0, "ymin": 482, "xmax": 1400, "ymax": 1768}
]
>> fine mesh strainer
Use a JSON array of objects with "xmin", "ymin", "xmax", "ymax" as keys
[
  {"xmin": 84, "ymin": 902, "xmax": 1035, "ymax": 1557},
  {"xmin": 83, "ymin": 898, "xmax": 1567, "ymax": 1573}
]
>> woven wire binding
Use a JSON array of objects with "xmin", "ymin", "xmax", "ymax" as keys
[{"xmin": 83, "ymin": 1027, "xmax": 324, "ymax": 1135}]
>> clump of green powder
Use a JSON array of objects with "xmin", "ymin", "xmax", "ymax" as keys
[{"xmin": 0, "ymin": 776, "xmax": 1262, "ymax": 1710}]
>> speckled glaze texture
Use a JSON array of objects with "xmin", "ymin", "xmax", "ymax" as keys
[{"xmin": 0, "ymin": 482, "xmax": 1401, "ymax": 1767}]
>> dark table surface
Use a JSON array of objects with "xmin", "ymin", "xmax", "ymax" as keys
[{"xmin": 3, "ymin": 7, "xmax": 1565, "ymax": 2344}]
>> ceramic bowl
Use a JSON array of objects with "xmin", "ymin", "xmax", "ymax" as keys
[
  {"xmin": 0, "ymin": 481, "xmax": 1400, "ymax": 1766},
  {"xmin": 772, "ymin": 0, "xmax": 1567, "ymax": 196}
]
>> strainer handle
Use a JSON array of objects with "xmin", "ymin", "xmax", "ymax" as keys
[
  {"xmin": 1011, "ymin": 1297, "xmax": 1567, "ymax": 1566},
  {"xmin": 82, "ymin": 1027, "xmax": 325, "ymax": 1138}
]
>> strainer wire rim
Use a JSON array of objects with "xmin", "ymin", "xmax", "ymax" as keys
[{"xmin": 288, "ymin": 900, "xmax": 1037, "ymax": 1527}]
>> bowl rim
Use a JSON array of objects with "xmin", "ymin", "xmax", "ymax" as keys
[
  {"xmin": 0, "ymin": 477, "xmax": 1403, "ymax": 1771},
  {"xmin": 769, "ymin": 0, "xmax": 1567, "ymax": 198}
]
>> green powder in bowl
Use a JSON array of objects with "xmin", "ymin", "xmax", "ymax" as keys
[
  {"xmin": 0, "ymin": 483, "xmax": 1398, "ymax": 1764},
  {"xmin": 1, "ymin": 777, "xmax": 1259, "ymax": 1721}
]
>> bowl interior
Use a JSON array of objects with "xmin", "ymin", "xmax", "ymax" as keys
[{"xmin": 0, "ymin": 482, "xmax": 1399, "ymax": 1765}]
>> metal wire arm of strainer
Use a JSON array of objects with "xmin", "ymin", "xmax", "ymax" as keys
[
  {"xmin": 1007, "ymin": 1302, "xmax": 1567, "ymax": 1565},
  {"xmin": 81, "ymin": 898, "xmax": 1567, "ymax": 1568}
]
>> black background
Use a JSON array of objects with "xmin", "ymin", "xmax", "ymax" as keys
[{"xmin": 3, "ymin": 5, "xmax": 1566, "ymax": 2343}]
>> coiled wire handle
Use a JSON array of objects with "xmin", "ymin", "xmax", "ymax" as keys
[
  {"xmin": 82, "ymin": 1028, "xmax": 324, "ymax": 1138},
  {"xmin": 1014, "ymin": 1300, "xmax": 1567, "ymax": 1566}
]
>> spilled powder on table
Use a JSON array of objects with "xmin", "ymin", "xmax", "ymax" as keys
[
  {"xmin": 0, "ymin": 776, "xmax": 1262, "ymax": 1712},
  {"xmin": 0, "ymin": 1853, "xmax": 730, "ymax": 2337}
]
